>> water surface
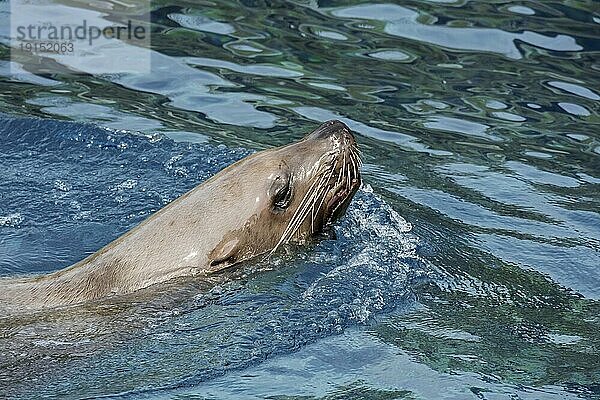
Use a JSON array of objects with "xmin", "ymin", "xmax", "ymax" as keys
[{"xmin": 0, "ymin": 0, "xmax": 599, "ymax": 398}]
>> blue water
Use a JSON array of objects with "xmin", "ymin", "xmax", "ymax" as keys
[{"xmin": 1, "ymin": 0, "xmax": 599, "ymax": 399}]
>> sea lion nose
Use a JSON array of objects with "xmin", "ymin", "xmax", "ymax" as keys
[{"xmin": 306, "ymin": 120, "xmax": 355, "ymax": 144}]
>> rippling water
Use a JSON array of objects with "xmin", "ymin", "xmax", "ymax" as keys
[{"xmin": 0, "ymin": 0, "xmax": 599, "ymax": 399}]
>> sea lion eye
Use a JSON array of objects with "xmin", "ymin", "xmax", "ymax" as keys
[{"xmin": 271, "ymin": 175, "xmax": 293, "ymax": 210}]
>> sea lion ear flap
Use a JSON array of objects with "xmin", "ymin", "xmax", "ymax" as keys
[{"xmin": 208, "ymin": 237, "xmax": 239, "ymax": 272}]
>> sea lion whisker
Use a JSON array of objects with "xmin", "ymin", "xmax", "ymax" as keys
[
  {"xmin": 346, "ymin": 153, "xmax": 351, "ymax": 189},
  {"xmin": 288, "ymin": 185, "xmax": 321, "ymax": 237},
  {"xmin": 313, "ymin": 163, "xmax": 337, "ymax": 226},
  {"xmin": 335, "ymin": 166, "xmax": 343, "ymax": 187},
  {"xmin": 352, "ymin": 150, "xmax": 360, "ymax": 176},
  {"xmin": 313, "ymin": 182, "xmax": 331, "ymax": 228},
  {"xmin": 309, "ymin": 165, "xmax": 335, "ymax": 233},
  {"xmin": 310, "ymin": 185, "xmax": 322, "ymax": 233},
  {"xmin": 270, "ymin": 173, "xmax": 327, "ymax": 255},
  {"xmin": 276, "ymin": 194, "xmax": 318, "ymax": 251},
  {"xmin": 288, "ymin": 168, "xmax": 333, "ymax": 239},
  {"xmin": 337, "ymin": 151, "xmax": 346, "ymax": 186},
  {"xmin": 264, "ymin": 173, "xmax": 326, "ymax": 261},
  {"xmin": 313, "ymin": 185, "xmax": 330, "ymax": 225},
  {"xmin": 350, "ymin": 146, "xmax": 362, "ymax": 167},
  {"xmin": 282, "ymin": 187, "xmax": 318, "ymax": 240},
  {"xmin": 296, "ymin": 174, "xmax": 330, "ymax": 227},
  {"xmin": 341, "ymin": 152, "xmax": 347, "ymax": 186},
  {"xmin": 310, "ymin": 174, "xmax": 330, "ymax": 233}
]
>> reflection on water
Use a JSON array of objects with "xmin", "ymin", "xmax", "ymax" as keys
[
  {"xmin": 330, "ymin": 3, "xmax": 581, "ymax": 59},
  {"xmin": 0, "ymin": 0, "xmax": 599, "ymax": 398}
]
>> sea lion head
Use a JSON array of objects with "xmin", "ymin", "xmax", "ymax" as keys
[{"xmin": 208, "ymin": 120, "xmax": 361, "ymax": 269}]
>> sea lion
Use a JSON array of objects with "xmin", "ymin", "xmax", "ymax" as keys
[{"xmin": 0, "ymin": 120, "xmax": 361, "ymax": 310}]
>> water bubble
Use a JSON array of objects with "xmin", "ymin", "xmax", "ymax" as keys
[
  {"xmin": 53, "ymin": 180, "xmax": 71, "ymax": 192},
  {"xmin": 0, "ymin": 213, "xmax": 24, "ymax": 227}
]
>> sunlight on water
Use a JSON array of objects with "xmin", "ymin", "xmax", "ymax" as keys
[{"xmin": 0, "ymin": 0, "xmax": 599, "ymax": 398}]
